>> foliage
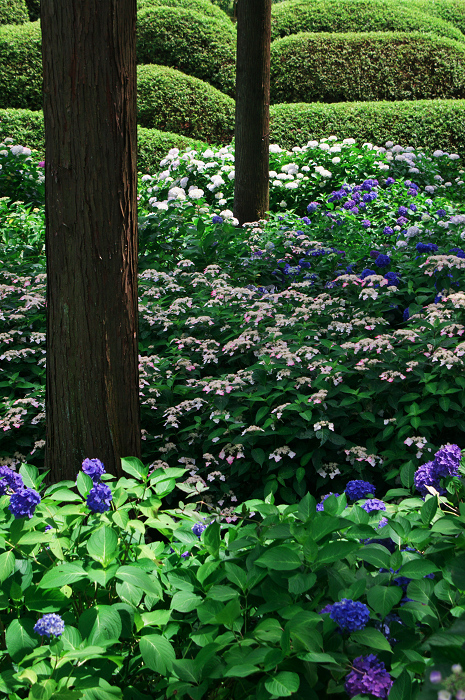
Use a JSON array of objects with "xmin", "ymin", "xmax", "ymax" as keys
[
  {"xmin": 137, "ymin": 0, "xmax": 231, "ymax": 24},
  {"xmin": 0, "ymin": 139, "xmax": 44, "ymax": 207},
  {"xmin": 22, "ymin": 0, "xmax": 39, "ymax": 21},
  {"xmin": 0, "ymin": 0, "xmax": 28, "ymax": 24},
  {"xmin": 398, "ymin": 0, "xmax": 465, "ymax": 37},
  {"xmin": 0, "ymin": 21, "xmax": 41, "ymax": 110},
  {"xmin": 270, "ymin": 0, "xmax": 465, "ymax": 43},
  {"xmin": 270, "ymin": 31, "xmax": 465, "ymax": 105},
  {"xmin": 1, "ymin": 452, "xmax": 465, "ymax": 699},
  {"xmin": 136, "ymin": 5, "xmax": 236, "ymax": 97}
]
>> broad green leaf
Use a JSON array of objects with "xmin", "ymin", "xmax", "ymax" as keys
[
  {"xmin": 24, "ymin": 587, "xmax": 68, "ymax": 613},
  {"xmin": 367, "ymin": 585, "xmax": 403, "ymax": 618},
  {"xmin": 223, "ymin": 665, "xmax": 259, "ymax": 678},
  {"xmin": 172, "ymin": 659, "xmax": 200, "ymax": 684},
  {"xmin": 203, "ymin": 521, "xmax": 220, "ymax": 557},
  {"xmin": 76, "ymin": 471, "xmax": 93, "ymax": 498},
  {"xmin": 136, "ymin": 609, "xmax": 171, "ymax": 630},
  {"xmin": 197, "ymin": 560, "xmax": 220, "ymax": 585},
  {"xmin": 265, "ymin": 671, "xmax": 300, "ymax": 697},
  {"xmin": 420, "ymin": 495, "xmax": 438, "ymax": 525},
  {"xmin": 215, "ymin": 598, "xmax": 241, "ymax": 628},
  {"xmin": 78, "ymin": 605, "xmax": 122, "ymax": 645},
  {"xmin": 316, "ymin": 540, "xmax": 359, "ymax": 567},
  {"xmin": 296, "ymin": 492, "xmax": 316, "ymax": 522},
  {"xmin": 357, "ymin": 544, "xmax": 391, "ymax": 569},
  {"xmin": 139, "ymin": 634, "xmax": 175, "ymax": 674},
  {"xmin": 61, "ymin": 626, "xmax": 82, "ymax": 651},
  {"xmin": 17, "ymin": 531, "xmax": 53, "ymax": 545},
  {"xmin": 224, "ymin": 562, "xmax": 247, "ymax": 591},
  {"xmin": 5, "ymin": 619, "xmax": 38, "ymax": 662},
  {"xmin": 47, "ymin": 488, "xmax": 82, "ymax": 502},
  {"xmin": 19, "ymin": 463, "xmax": 39, "ymax": 490},
  {"xmin": 288, "ymin": 572, "xmax": 316, "ymax": 595},
  {"xmin": 121, "ymin": 457, "xmax": 149, "ymax": 481},
  {"xmin": 79, "ymin": 677, "xmax": 123, "ymax": 699},
  {"xmin": 397, "ymin": 560, "xmax": 439, "ymax": 579},
  {"xmin": 350, "ymin": 627, "xmax": 392, "ymax": 652},
  {"xmin": 300, "ymin": 652, "xmax": 338, "ymax": 664},
  {"xmin": 86, "ymin": 562, "xmax": 119, "ymax": 587},
  {"xmin": 86, "ymin": 526, "xmax": 118, "ymax": 567},
  {"xmin": 256, "ymin": 546, "xmax": 301, "ymax": 571},
  {"xmin": 115, "ymin": 581, "xmax": 143, "ymax": 607},
  {"xmin": 28, "ymin": 679, "xmax": 56, "ymax": 700},
  {"xmin": 309, "ymin": 516, "xmax": 348, "ymax": 542},
  {"xmin": 38, "ymin": 563, "xmax": 87, "ymax": 588},
  {"xmin": 171, "ymin": 590, "xmax": 203, "ymax": 613},
  {"xmin": 206, "ymin": 585, "xmax": 239, "ymax": 602},
  {"xmin": 115, "ymin": 566, "xmax": 162, "ymax": 597},
  {"xmin": 0, "ymin": 550, "xmax": 15, "ymax": 582},
  {"xmin": 251, "ymin": 448, "xmax": 266, "ymax": 466},
  {"xmin": 388, "ymin": 670, "xmax": 412, "ymax": 700}
]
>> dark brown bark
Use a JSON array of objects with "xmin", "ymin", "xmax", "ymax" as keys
[
  {"xmin": 41, "ymin": 0, "xmax": 140, "ymax": 481},
  {"xmin": 233, "ymin": 0, "xmax": 271, "ymax": 225}
]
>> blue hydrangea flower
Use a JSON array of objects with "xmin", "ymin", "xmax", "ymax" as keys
[
  {"xmin": 307, "ymin": 202, "xmax": 318, "ymax": 213},
  {"xmin": 212, "ymin": 215, "xmax": 223, "ymax": 224},
  {"xmin": 361, "ymin": 219, "xmax": 371, "ymax": 228},
  {"xmin": 375, "ymin": 254, "xmax": 390, "ymax": 268},
  {"xmin": 192, "ymin": 521, "xmax": 207, "ymax": 538},
  {"xmin": 329, "ymin": 599, "xmax": 370, "ymax": 632},
  {"xmin": 33, "ymin": 613, "xmax": 65, "ymax": 638},
  {"xmin": 432, "ymin": 444, "xmax": 462, "ymax": 477},
  {"xmin": 345, "ymin": 654, "xmax": 393, "ymax": 698},
  {"xmin": 383, "ymin": 226, "xmax": 394, "ymax": 235},
  {"xmin": 414, "ymin": 461, "xmax": 442, "ymax": 496},
  {"xmin": 343, "ymin": 200, "xmax": 355, "ymax": 209},
  {"xmin": 436, "ymin": 209, "xmax": 447, "ymax": 218},
  {"xmin": 449, "ymin": 247, "xmax": 465, "ymax": 259},
  {"xmin": 81, "ymin": 458, "xmax": 106, "ymax": 482},
  {"xmin": 9, "ymin": 488, "xmax": 41, "ymax": 519},
  {"xmin": 0, "ymin": 466, "xmax": 24, "ymax": 495},
  {"xmin": 416, "ymin": 242, "xmax": 438, "ymax": 254},
  {"xmin": 397, "ymin": 206, "xmax": 408, "ymax": 217},
  {"xmin": 345, "ymin": 480, "xmax": 375, "ymax": 500},
  {"xmin": 328, "ymin": 189, "xmax": 346, "ymax": 203},
  {"xmin": 378, "ymin": 517, "xmax": 388, "ymax": 529},
  {"xmin": 409, "ymin": 204, "xmax": 417, "ymax": 212},
  {"xmin": 301, "ymin": 216, "xmax": 311, "ymax": 225},
  {"xmin": 359, "ymin": 268, "xmax": 377, "ymax": 280},
  {"xmin": 316, "ymin": 493, "xmax": 340, "ymax": 511},
  {"xmin": 384, "ymin": 271, "xmax": 400, "ymax": 286},
  {"xmin": 397, "ymin": 216, "xmax": 408, "ymax": 225},
  {"xmin": 385, "ymin": 177, "xmax": 396, "ymax": 186},
  {"xmin": 403, "ymin": 308, "xmax": 410, "ymax": 321},
  {"xmin": 362, "ymin": 499, "xmax": 387, "ymax": 513},
  {"xmin": 86, "ymin": 482, "xmax": 112, "ymax": 513},
  {"xmin": 350, "ymin": 206, "xmax": 359, "ymax": 214}
]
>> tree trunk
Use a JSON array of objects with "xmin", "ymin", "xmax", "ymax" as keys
[
  {"xmin": 41, "ymin": 0, "xmax": 140, "ymax": 481},
  {"xmin": 233, "ymin": 0, "xmax": 271, "ymax": 225}
]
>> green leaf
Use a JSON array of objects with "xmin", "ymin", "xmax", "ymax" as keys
[
  {"xmin": 316, "ymin": 540, "xmax": 359, "ymax": 567},
  {"xmin": 28, "ymin": 679, "xmax": 56, "ymax": 700},
  {"xmin": 398, "ymin": 559, "xmax": 439, "ymax": 579},
  {"xmin": 350, "ymin": 627, "xmax": 392, "ymax": 652},
  {"xmin": 76, "ymin": 471, "xmax": 93, "ymax": 498},
  {"xmin": 256, "ymin": 546, "xmax": 301, "ymax": 571},
  {"xmin": 206, "ymin": 585, "xmax": 239, "ymax": 602},
  {"xmin": 171, "ymin": 590, "xmax": 203, "ymax": 613},
  {"xmin": 196, "ymin": 560, "xmax": 220, "ymax": 585},
  {"xmin": 172, "ymin": 659, "xmax": 201, "ymax": 684},
  {"xmin": 420, "ymin": 496, "xmax": 438, "ymax": 525},
  {"xmin": 86, "ymin": 526, "xmax": 118, "ymax": 567},
  {"xmin": 139, "ymin": 634, "xmax": 175, "ymax": 674},
  {"xmin": 78, "ymin": 605, "xmax": 122, "ymax": 645},
  {"xmin": 6, "ymin": 619, "xmax": 38, "ymax": 663},
  {"xmin": 86, "ymin": 562, "xmax": 119, "ymax": 587},
  {"xmin": 357, "ymin": 544, "xmax": 391, "ymax": 569},
  {"xmin": 19, "ymin": 463, "xmax": 39, "ymax": 490},
  {"xmin": 47, "ymin": 488, "xmax": 82, "ymax": 502},
  {"xmin": 367, "ymin": 586, "xmax": 403, "ymax": 618},
  {"xmin": 309, "ymin": 516, "xmax": 346, "ymax": 542},
  {"xmin": 38, "ymin": 563, "xmax": 87, "ymax": 588},
  {"xmin": 300, "ymin": 652, "xmax": 337, "ymax": 664},
  {"xmin": 17, "ymin": 531, "xmax": 53, "ymax": 545},
  {"xmin": 24, "ymin": 587, "xmax": 68, "ymax": 613},
  {"xmin": 288, "ymin": 572, "xmax": 316, "ymax": 595},
  {"xmin": 224, "ymin": 562, "xmax": 247, "ymax": 591},
  {"xmin": 0, "ymin": 550, "xmax": 15, "ymax": 583},
  {"xmin": 223, "ymin": 665, "xmax": 259, "ymax": 678},
  {"xmin": 121, "ymin": 457, "xmax": 149, "ymax": 481},
  {"xmin": 115, "ymin": 566, "xmax": 162, "ymax": 597},
  {"xmin": 251, "ymin": 448, "xmax": 266, "ymax": 466},
  {"xmin": 203, "ymin": 521, "xmax": 220, "ymax": 557},
  {"xmin": 296, "ymin": 493, "xmax": 315, "ymax": 523},
  {"xmin": 214, "ymin": 598, "xmax": 241, "ymax": 628},
  {"xmin": 388, "ymin": 670, "xmax": 412, "ymax": 700},
  {"xmin": 264, "ymin": 671, "xmax": 300, "ymax": 697}
]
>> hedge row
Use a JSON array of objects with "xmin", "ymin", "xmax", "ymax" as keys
[
  {"xmin": 270, "ymin": 31, "xmax": 465, "ymax": 104},
  {"xmin": 0, "ymin": 109, "xmax": 209, "ymax": 173},
  {"xmin": 0, "ymin": 0, "xmax": 28, "ymax": 24},
  {"xmin": 4, "ymin": 99, "xmax": 465, "ymax": 167},
  {"xmin": 137, "ymin": 0, "xmax": 231, "ymax": 24},
  {"xmin": 404, "ymin": 0, "xmax": 465, "ymax": 37},
  {"xmin": 271, "ymin": 0, "xmax": 465, "ymax": 43}
]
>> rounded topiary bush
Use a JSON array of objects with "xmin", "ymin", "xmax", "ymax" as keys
[
  {"xmin": 270, "ymin": 31, "xmax": 465, "ymax": 104},
  {"xmin": 0, "ymin": 21, "xmax": 41, "ymax": 109},
  {"xmin": 0, "ymin": 0, "xmax": 28, "ymax": 23},
  {"xmin": 137, "ymin": 127, "xmax": 207, "ymax": 173},
  {"xmin": 23, "ymin": 0, "xmax": 39, "ymax": 21},
  {"xmin": 271, "ymin": 0, "xmax": 465, "ymax": 42},
  {"xmin": 136, "ymin": 6, "xmax": 236, "ymax": 96},
  {"xmin": 137, "ymin": 0, "xmax": 231, "ymax": 24},
  {"xmin": 137, "ymin": 64, "xmax": 235, "ymax": 143},
  {"xmin": 402, "ymin": 0, "xmax": 465, "ymax": 37}
]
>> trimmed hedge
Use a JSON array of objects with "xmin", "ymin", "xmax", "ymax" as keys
[
  {"xmin": 0, "ymin": 21, "xmax": 41, "ymax": 109},
  {"xmin": 0, "ymin": 0, "xmax": 28, "ymax": 24},
  {"xmin": 23, "ymin": 0, "xmax": 38, "ymax": 21},
  {"xmin": 137, "ymin": 64, "xmax": 235, "ymax": 143},
  {"xmin": 137, "ymin": 0, "xmax": 231, "ymax": 24},
  {"xmin": 404, "ymin": 0, "xmax": 465, "ymax": 37},
  {"xmin": 0, "ymin": 109, "xmax": 208, "ymax": 173},
  {"xmin": 270, "ymin": 0, "xmax": 465, "ymax": 43},
  {"xmin": 269, "ymin": 99, "xmax": 465, "ymax": 159},
  {"xmin": 136, "ymin": 6, "xmax": 236, "ymax": 96},
  {"xmin": 270, "ymin": 31, "xmax": 465, "ymax": 104}
]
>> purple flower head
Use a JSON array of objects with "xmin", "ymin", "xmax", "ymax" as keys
[
  {"xmin": 38, "ymin": 161, "xmax": 45, "ymax": 167},
  {"xmin": 449, "ymin": 247, "xmax": 465, "ymax": 259},
  {"xmin": 432, "ymin": 444, "xmax": 462, "ymax": 477},
  {"xmin": 81, "ymin": 458, "xmax": 106, "ymax": 483},
  {"xmin": 345, "ymin": 480, "xmax": 375, "ymax": 500},
  {"xmin": 436, "ymin": 209, "xmax": 447, "ymax": 218},
  {"xmin": 352, "ymin": 191, "xmax": 361, "ymax": 202},
  {"xmin": 369, "ymin": 250, "xmax": 380, "ymax": 259},
  {"xmin": 397, "ymin": 216, "xmax": 408, "ymax": 225},
  {"xmin": 301, "ymin": 216, "xmax": 311, "ymax": 225},
  {"xmin": 409, "ymin": 203, "xmax": 417, "ymax": 212},
  {"xmin": 330, "ymin": 599, "xmax": 370, "ymax": 632},
  {"xmin": 362, "ymin": 193, "xmax": 372, "ymax": 203},
  {"xmin": 316, "ymin": 492, "xmax": 340, "ymax": 511},
  {"xmin": 86, "ymin": 482, "xmax": 112, "ymax": 513},
  {"xmin": 9, "ymin": 488, "xmax": 41, "ymax": 519},
  {"xmin": 345, "ymin": 654, "xmax": 393, "ymax": 698},
  {"xmin": 362, "ymin": 499, "xmax": 387, "ymax": 514},
  {"xmin": 407, "ymin": 188, "xmax": 418, "ymax": 196},
  {"xmin": 33, "ymin": 613, "xmax": 65, "ymax": 638},
  {"xmin": 361, "ymin": 219, "xmax": 371, "ymax": 228},
  {"xmin": 359, "ymin": 268, "xmax": 376, "ymax": 280},
  {"xmin": 0, "ymin": 466, "xmax": 24, "ymax": 495},
  {"xmin": 212, "ymin": 215, "xmax": 223, "ymax": 224},
  {"xmin": 378, "ymin": 517, "xmax": 388, "ymax": 528},
  {"xmin": 385, "ymin": 177, "xmax": 395, "ymax": 186},
  {"xmin": 414, "ymin": 461, "xmax": 443, "ymax": 496},
  {"xmin": 403, "ymin": 308, "xmax": 410, "ymax": 321},
  {"xmin": 383, "ymin": 226, "xmax": 394, "ymax": 235},
  {"xmin": 343, "ymin": 200, "xmax": 355, "ymax": 210},
  {"xmin": 350, "ymin": 206, "xmax": 359, "ymax": 215},
  {"xmin": 320, "ymin": 603, "xmax": 333, "ymax": 614},
  {"xmin": 192, "ymin": 521, "xmax": 207, "ymax": 538},
  {"xmin": 307, "ymin": 202, "xmax": 319, "ymax": 214},
  {"xmin": 384, "ymin": 271, "xmax": 400, "ymax": 286},
  {"xmin": 429, "ymin": 671, "xmax": 442, "ymax": 684},
  {"xmin": 375, "ymin": 254, "xmax": 390, "ymax": 268},
  {"xmin": 328, "ymin": 189, "xmax": 347, "ymax": 203},
  {"xmin": 416, "ymin": 242, "xmax": 438, "ymax": 254},
  {"xmin": 397, "ymin": 206, "xmax": 409, "ymax": 217}
]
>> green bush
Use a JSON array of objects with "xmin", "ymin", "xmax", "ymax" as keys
[
  {"xmin": 136, "ymin": 5, "xmax": 236, "ymax": 96},
  {"xmin": 0, "ymin": 21, "xmax": 41, "ymax": 110},
  {"xmin": 269, "ymin": 98, "xmax": 465, "ymax": 158},
  {"xmin": 270, "ymin": 31, "xmax": 465, "ymax": 104},
  {"xmin": 0, "ymin": 0, "xmax": 28, "ymax": 24},
  {"xmin": 137, "ymin": 64, "xmax": 235, "ymax": 143},
  {"xmin": 270, "ymin": 0, "xmax": 465, "ymax": 42},
  {"xmin": 23, "ymin": 0, "xmax": 38, "ymax": 21},
  {"xmin": 403, "ymin": 0, "xmax": 465, "ymax": 37},
  {"xmin": 137, "ymin": 0, "xmax": 231, "ymax": 24},
  {"xmin": 137, "ymin": 126, "xmax": 207, "ymax": 172}
]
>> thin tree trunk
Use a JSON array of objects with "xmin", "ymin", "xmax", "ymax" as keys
[
  {"xmin": 41, "ymin": 0, "xmax": 140, "ymax": 481},
  {"xmin": 233, "ymin": 0, "xmax": 271, "ymax": 225}
]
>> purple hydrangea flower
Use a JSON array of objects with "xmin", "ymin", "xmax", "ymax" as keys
[
  {"xmin": 212, "ymin": 215, "xmax": 223, "ymax": 224},
  {"xmin": 397, "ymin": 216, "xmax": 408, "ymax": 225},
  {"xmin": 345, "ymin": 480, "xmax": 375, "ymax": 500},
  {"xmin": 316, "ymin": 493, "xmax": 340, "ymax": 511},
  {"xmin": 397, "ymin": 206, "xmax": 409, "ymax": 217},
  {"xmin": 350, "ymin": 206, "xmax": 359, "ymax": 215},
  {"xmin": 0, "ymin": 466, "xmax": 24, "ymax": 495},
  {"xmin": 416, "ymin": 242, "xmax": 438, "ymax": 254},
  {"xmin": 330, "ymin": 599, "xmax": 370, "ymax": 632},
  {"xmin": 9, "ymin": 488, "xmax": 41, "ymax": 519},
  {"xmin": 409, "ymin": 203, "xmax": 417, "ymax": 211},
  {"xmin": 192, "ymin": 521, "xmax": 207, "ymax": 538},
  {"xmin": 86, "ymin": 482, "xmax": 113, "ymax": 513},
  {"xmin": 81, "ymin": 458, "xmax": 106, "ymax": 482},
  {"xmin": 375, "ymin": 254, "xmax": 390, "ymax": 268},
  {"xmin": 413, "ymin": 461, "xmax": 442, "ymax": 496},
  {"xmin": 320, "ymin": 603, "xmax": 333, "ymax": 614},
  {"xmin": 449, "ymin": 247, "xmax": 465, "ymax": 259},
  {"xmin": 301, "ymin": 216, "xmax": 311, "ymax": 225},
  {"xmin": 361, "ymin": 219, "xmax": 371, "ymax": 228},
  {"xmin": 345, "ymin": 654, "xmax": 393, "ymax": 698},
  {"xmin": 432, "ymin": 444, "xmax": 462, "ymax": 477},
  {"xmin": 343, "ymin": 200, "xmax": 355, "ymax": 209},
  {"xmin": 383, "ymin": 226, "xmax": 394, "ymax": 235},
  {"xmin": 385, "ymin": 177, "xmax": 395, "ymax": 186},
  {"xmin": 403, "ymin": 308, "xmax": 410, "ymax": 321},
  {"xmin": 362, "ymin": 499, "xmax": 387, "ymax": 513},
  {"xmin": 436, "ymin": 209, "xmax": 447, "ymax": 218},
  {"xmin": 33, "ymin": 613, "xmax": 65, "ymax": 638},
  {"xmin": 384, "ymin": 271, "xmax": 400, "ymax": 286},
  {"xmin": 359, "ymin": 268, "xmax": 377, "ymax": 280},
  {"xmin": 307, "ymin": 202, "xmax": 318, "ymax": 213},
  {"xmin": 378, "ymin": 517, "xmax": 388, "ymax": 528}
]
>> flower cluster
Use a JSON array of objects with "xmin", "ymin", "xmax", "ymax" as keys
[
  {"xmin": 345, "ymin": 654, "xmax": 394, "ymax": 698},
  {"xmin": 33, "ymin": 613, "xmax": 65, "ymax": 638},
  {"xmin": 0, "ymin": 465, "xmax": 24, "ymax": 495},
  {"xmin": 345, "ymin": 480, "xmax": 376, "ymax": 500},
  {"xmin": 81, "ymin": 457, "xmax": 106, "ymax": 482},
  {"xmin": 8, "ymin": 487, "xmax": 41, "ymax": 519},
  {"xmin": 328, "ymin": 598, "xmax": 370, "ymax": 632},
  {"xmin": 361, "ymin": 498, "xmax": 387, "ymax": 513},
  {"xmin": 86, "ymin": 482, "xmax": 113, "ymax": 514},
  {"xmin": 316, "ymin": 492, "xmax": 340, "ymax": 511},
  {"xmin": 414, "ymin": 444, "xmax": 462, "ymax": 495}
]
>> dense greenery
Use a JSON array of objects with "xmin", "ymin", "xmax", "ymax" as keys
[
  {"xmin": 137, "ymin": 0, "xmax": 231, "ymax": 23},
  {"xmin": 0, "ymin": 0, "xmax": 28, "ymax": 24},
  {"xmin": 399, "ymin": 0, "xmax": 465, "ymax": 37}
]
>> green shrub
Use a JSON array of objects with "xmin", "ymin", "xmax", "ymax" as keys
[
  {"xmin": 137, "ymin": 0, "xmax": 231, "ymax": 24},
  {"xmin": 269, "ymin": 98, "xmax": 465, "ymax": 158},
  {"xmin": 0, "ymin": 21, "xmax": 41, "ymax": 110},
  {"xmin": 137, "ymin": 64, "xmax": 235, "ymax": 143},
  {"xmin": 270, "ymin": 31, "xmax": 465, "ymax": 104},
  {"xmin": 136, "ymin": 5, "xmax": 236, "ymax": 96},
  {"xmin": 23, "ymin": 0, "xmax": 38, "ymax": 21},
  {"xmin": 270, "ymin": 0, "xmax": 465, "ymax": 42},
  {"xmin": 402, "ymin": 0, "xmax": 465, "ymax": 37},
  {"xmin": 0, "ymin": 109, "xmax": 209, "ymax": 170},
  {"xmin": 0, "ymin": 0, "xmax": 28, "ymax": 24}
]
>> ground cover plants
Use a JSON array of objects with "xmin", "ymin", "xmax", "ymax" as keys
[{"xmin": 1, "ymin": 136, "xmax": 465, "ymax": 697}]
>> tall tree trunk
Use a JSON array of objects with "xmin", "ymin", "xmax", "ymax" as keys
[
  {"xmin": 41, "ymin": 0, "xmax": 140, "ymax": 481},
  {"xmin": 233, "ymin": 0, "xmax": 271, "ymax": 225}
]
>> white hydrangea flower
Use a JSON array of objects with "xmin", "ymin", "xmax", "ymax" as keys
[
  {"xmin": 167, "ymin": 186, "xmax": 186, "ymax": 200},
  {"xmin": 279, "ymin": 200, "xmax": 287, "ymax": 208},
  {"xmin": 396, "ymin": 240, "xmax": 408, "ymax": 247},
  {"xmin": 319, "ymin": 143, "xmax": 330, "ymax": 151},
  {"xmin": 424, "ymin": 185, "xmax": 435, "ymax": 193},
  {"xmin": 220, "ymin": 209, "xmax": 234, "ymax": 219},
  {"xmin": 188, "ymin": 188, "xmax": 204, "ymax": 199},
  {"xmin": 450, "ymin": 153, "xmax": 460, "ymax": 160},
  {"xmin": 331, "ymin": 156, "xmax": 341, "ymax": 164},
  {"xmin": 306, "ymin": 140, "xmax": 319, "ymax": 148},
  {"xmin": 228, "ymin": 171, "xmax": 235, "ymax": 180},
  {"xmin": 269, "ymin": 144, "xmax": 282, "ymax": 153},
  {"xmin": 432, "ymin": 150, "xmax": 444, "ymax": 157},
  {"xmin": 385, "ymin": 141, "xmax": 394, "ymax": 148}
]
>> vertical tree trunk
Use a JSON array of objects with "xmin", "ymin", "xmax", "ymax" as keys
[
  {"xmin": 41, "ymin": 0, "xmax": 140, "ymax": 481},
  {"xmin": 233, "ymin": 0, "xmax": 271, "ymax": 225}
]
